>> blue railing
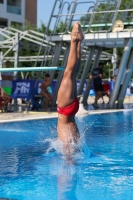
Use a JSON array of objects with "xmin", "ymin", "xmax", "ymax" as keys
[{"xmin": 7, "ymin": 5, "xmax": 21, "ymax": 15}]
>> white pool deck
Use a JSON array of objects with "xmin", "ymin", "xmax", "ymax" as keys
[
  {"xmin": 0, "ymin": 108, "xmax": 129, "ymax": 123},
  {"xmin": 0, "ymin": 96, "xmax": 133, "ymax": 123}
]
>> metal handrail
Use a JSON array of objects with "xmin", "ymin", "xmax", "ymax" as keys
[{"xmin": 46, "ymin": 0, "xmax": 133, "ymax": 34}]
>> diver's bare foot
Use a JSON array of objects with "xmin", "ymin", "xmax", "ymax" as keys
[{"xmin": 71, "ymin": 21, "xmax": 84, "ymax": 42}]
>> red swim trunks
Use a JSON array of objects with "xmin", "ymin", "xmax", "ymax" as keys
[{"xmin": 57, "ymin": 98, "xmax": 79, "ymax": 116}]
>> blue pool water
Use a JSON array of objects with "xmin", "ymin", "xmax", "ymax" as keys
[{"xmin": 0, "ymin": 111, "xmax": 133, "ymax": 200}]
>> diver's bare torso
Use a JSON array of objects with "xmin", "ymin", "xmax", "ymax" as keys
[{"xmin": 57, "ymin": 114, "xmax": 80, "ymax": 144}]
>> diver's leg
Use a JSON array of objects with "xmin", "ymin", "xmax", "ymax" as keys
[
  {"xmin": 57, "ymin": 22, "xmax": 84, "ymax": 107},
  {"xmin": 74, "ymin": 41, "xmax": 81, "ymax": 97}
]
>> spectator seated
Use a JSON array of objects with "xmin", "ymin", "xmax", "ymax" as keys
[
  {"xmin": 0, "ymin": 86, "xmax": 11, "ymax": 112},
  {"xmin": 38, "ymin": 85, "xmax": 53, "ymax": 111}
]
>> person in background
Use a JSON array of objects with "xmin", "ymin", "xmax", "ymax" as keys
[
  {"xmin": 1, "ymin": 61, "xmax": 14, "ymax": 108},
  {"xmin": 0, "ymin": 86, "xmax": 11, "ymax": 111},
  {"xmin": 40, "ymin": 73, "xmax": 53, "ymax": 111},
  {"xmin": 113, "ymin": 75, "xmax": 116, "ymax": 81},
  {"xmin": 114, "ymin": 60, "xmax": 120, "ymax": 78},
  {"xmin": 1, "ymin": 61, "xmax": 14, "ymax": 97},
  {"xmin": 89, "ymin": 62, "xmax": 104, "ymax": 108},
  {"xmin": 57, "ymin": 22, "xmax": 84, "ymax": 157},
  {"xmin": 102, "ymin": 79, "xmax": 110, "ymax": 103}
]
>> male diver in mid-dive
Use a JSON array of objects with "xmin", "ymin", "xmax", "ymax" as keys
[{"xmin": 57, "ymin": 21, "xmax": 84, "ymax": 156}]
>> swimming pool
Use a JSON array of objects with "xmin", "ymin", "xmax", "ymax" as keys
[{"xmin": 0, "ymin": 110, "xmax": 133, "ymax": 200}]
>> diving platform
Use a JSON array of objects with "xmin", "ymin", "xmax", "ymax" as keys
[{"xmin": 46, "ymin": 31, "xmax": 133, "ymax": 48}]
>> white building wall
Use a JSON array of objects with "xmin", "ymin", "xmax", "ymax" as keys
[{"xmin": 0, "ymin": 0, "xmax": 25, "ymax": 27}]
